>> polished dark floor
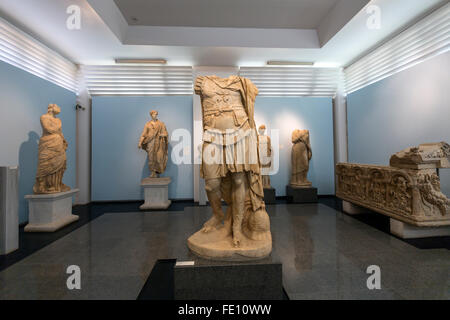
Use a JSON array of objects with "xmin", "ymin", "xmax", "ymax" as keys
[
  {"xmin": 0, "ymin": 199, "xmax": 449, "ymax": 300},
  {"xmin": 1, "ymin": 197, "xmax": 447, "ymax": 274},
  {"xmin": 0, "ymin": 200, "xmax": 198, "ymax": 272}
]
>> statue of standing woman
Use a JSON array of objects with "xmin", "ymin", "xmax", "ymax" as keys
[
  {"xmin": 33, "ymin": 104, "xmax": 70, "ymax": 194},
  {"xmin": 138, "ymin": 110, "xmax": 169, "ymax": 178},
  {"xmin": 258, "ymin": 124, "xmax": 272, "ymax": 189},
  {"xmin": 291, "ymin": 129, "xmax": 312, "ymax": 187}
]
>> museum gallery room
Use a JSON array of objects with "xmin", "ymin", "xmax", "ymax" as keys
[{"xmin": 0, "ymin": 0, "xmax": 449, "ymax": 303}]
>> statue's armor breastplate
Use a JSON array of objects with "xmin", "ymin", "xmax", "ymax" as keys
[{"xmin": 202, "ymin": 88, "xmax": 249, "ymax": 132}]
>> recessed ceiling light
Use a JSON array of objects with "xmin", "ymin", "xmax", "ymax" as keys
[{"xmin": 267, "ymin": 61, "xmax": 315, "ymax": 66}]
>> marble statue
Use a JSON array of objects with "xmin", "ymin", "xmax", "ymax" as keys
[
  {"xmin": 290, "ymin": 129, "xmax": 312, "ymax": 187},
  {"xmin": 258, "ymin": 125, "xmax": 272, "ymax": 188},
  {"xmin": 138, "ymin": 110, "xmax": 169, "ymax": 178},
  {"xmin": 188, "ymin": 75, "xmax": 272, "ymax": 260},
  {"xmin": 33, "ymin": 104, "xmax": 70, "ymax": 194}
]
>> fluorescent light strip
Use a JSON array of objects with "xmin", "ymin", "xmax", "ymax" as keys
[
  {"xmin": 115, "ymin": 59, "xmax": 167, "ymax": 64},
  {"xmin": 0, "ymin": 17, "xmax": 78, "ymax": 92},
  {"xmin": 239, "ymin": 66, "xmax": 342, "ymax": 96},
  {"xmin": 81, "ymin": 65, "xmax": 193, "ymax": 96},
  {"xmin": 267, "ymin": 61, "xmax": 314, "ymax": 66},
  {"xmin": 345, "ymin": 3, "xmax": 450, "ymax": 94}
]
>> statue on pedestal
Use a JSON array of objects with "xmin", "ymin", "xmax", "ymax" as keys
[
  {"xmin": 258, "ymin": 125, "xmax": 272, "ymax": 189},
  {"xmin": 138, "ymin": 110, "xmax": 169, "ymax": 178},
  {"xmin": 188, "ymin": 75, "xmax": 272, "ymax": 260},
  {"xmin": 290, "ymin": 129, "xmax": 312, "ymax": 187},
  {"xmin": 33, "ymin": 104, "xmax": 70, "ymax": 194}
]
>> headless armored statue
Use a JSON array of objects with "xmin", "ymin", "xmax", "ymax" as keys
[{"xmin": 194, "ymin": 76, "xmax": 271, "ymax": 251}]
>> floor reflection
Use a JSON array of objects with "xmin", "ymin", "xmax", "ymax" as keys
[{"xmin": 0, "ymin": 204, "xmax": 448, "ymax": 300}]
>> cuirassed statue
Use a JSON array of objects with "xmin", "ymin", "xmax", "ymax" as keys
[
  {"xmin": 258, "ymin": 124, "xmax": 272, "ymax": 189},
  {"xmin": 188, "ymin": 75, "xmax": 272, "ymax": 260},
  {"xmin": 138, "ymin": 110, "xmax": 169, "ymax": 178},
  {"xmin": 291, "ymin": 129, "xmax": 312, "ymax": 187},
  {"xmin": 33, "ymin": 104, "xmax": 70, "ymax": 194}
]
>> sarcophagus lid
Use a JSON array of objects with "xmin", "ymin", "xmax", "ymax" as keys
[{"xmin": 390, "ymin": 142, "xmax": 450, "ymax": 169}]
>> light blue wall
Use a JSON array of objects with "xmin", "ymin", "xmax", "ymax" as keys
[
  {"xmin": 91, "ymin": 96, "xmax": 194, "ymax": 201},
  {"xmin": 347, "ymin": 52, "xmax": 450, "ymax": 197},
  {"xmin": 254, "ymin": 97, "xmax": 335, "ymax": 195},
  {"xmin": 0, "ymin": 61, "xmax": 77, "ymax": 223}
]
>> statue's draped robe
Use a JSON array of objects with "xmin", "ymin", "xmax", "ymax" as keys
[
  {"xmin": 33, "ymin": 115, "xmax": 68, "ymax": 194},
  {"xmin": 291, "ymin": 130, "xmax": 312, "ymax": 176},
  {"xmin": 141, "ymin": 120, "xmax": 168, "ymax": 174},
  {"xmin": 195, "ymin": 75, "xmax": 265, "ymax": 212},
  {"xmin": 259, "ymin": 135, "xmax": 272, "ymax": 174},
  {"xmin": 259, "ymin": 134, "xmax": 272, "ymax": 188}
]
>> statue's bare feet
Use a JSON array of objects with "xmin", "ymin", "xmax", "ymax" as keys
[
  {"xmin": 150, "ymin": 172, "xmax": 158, "ymax": 178},
  {"xmin": 233, "ymin": 229, "xmax": 243, "ymax": 247},
  {"xmin": 201, "ymin": 216, "xmax": 223, "ymax": 233}
]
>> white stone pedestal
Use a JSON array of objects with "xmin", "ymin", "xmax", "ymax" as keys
[
  {"xmin": 390, "ymin": 218, "xmax": 450, "ymax": 239},
  {"xmin": 342, "ymin": 200, "xmax": 371, "ymax": 215},
  {"xmin": 140, "ymin": 177, "xmax": 171, "ymax": 210},
  {"xmin": 0, "ymin": 167, "xmax": 19, "ymax": 255},
  {"xmin": 24, "ymin": 189, "xmax": 79, "ymax": 232}
]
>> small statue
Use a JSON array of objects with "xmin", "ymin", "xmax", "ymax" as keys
[
  {"xmin": 138, "ymin": 110, "xmax": 169, "ymax": 178},
  {"xmin": 290, "ymin": 129, "xmax": 312, "ymax": 187},
  {"xmin": 33, "ymin": 104, "xmax": 70, "ymax": 194},
  {"xmin": 258, "ymin": 125, "xmax": 272, "ymax": 188}
]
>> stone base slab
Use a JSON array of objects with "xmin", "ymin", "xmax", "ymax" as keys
[
  {"xmin": 174, "ymin": 258, "xmax": 283, "ymax": 300},
  {"xmin": 263, "ymin": 187, "xmax": 276, "ymax": 204},
  {"xmin": 390, "ymin": 218, "xmax": 450, "ymax": 239},
  {"xmin": 140, "ymin": 177, "xmax": 171, "ymax": 210},
  {"xmin": 342, "ymin": 200, "xmax": 371, "ymax": 215},
  {"xmin": 286, "ymin": 185, "xmax": 318, "ymax": 203},
  {"xmin": 188, "ymin": 224, "xmax": 272, "ymax": 261},
  {"xmin": 24, "ymin": 189, "xmax": 79, "ymax": 233}
]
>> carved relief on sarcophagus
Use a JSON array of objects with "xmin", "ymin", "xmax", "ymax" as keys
[{"xmin": 336, "ymin": 163, "xmax": 450, "ymax": 227}]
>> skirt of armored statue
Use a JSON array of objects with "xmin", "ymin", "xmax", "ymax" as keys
[{"xmin": 187, "ymin": 138, "xmax": 272, "ymax": 261}]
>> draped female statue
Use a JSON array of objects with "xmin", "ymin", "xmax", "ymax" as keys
[
  {"xmin": 33, "ymin": 104, "xmax": 70, "ymax": 194},
  {"xmin": 290, "ymin": 129, "xmax": 312, "ymax": 187},
  {"xmin": 258, "ymin": 124, "xmax": 272, "ymax": 189}
]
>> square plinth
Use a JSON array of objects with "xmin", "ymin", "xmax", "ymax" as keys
[
  {"xmin": 286, "ymin": 185, "xmax": 318, "ymax": 203},
  {"xmin": 390, "ymin": 218, "xmax": 450, "ymax": 239},
  {"xmin": 140, "ymin": 177, "xmax": 171, "ymax": 210},
  {"xmin": 263, "ymin": 187, "xmax": 276, "ymax": 204},
  {"xmin": 174, "ymin": 257, "xmax": 283, "ymax": 300},
  {"xmin": 24, "ymin": 189, "xmax": 79, "ymax": 232},
  {"xmin": 1, "ymin": 167, "xmax": 19, "ymax": 255}
]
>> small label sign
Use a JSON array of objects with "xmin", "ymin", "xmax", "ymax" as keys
[{"xmin": 176, "ymin": 261, "xmax": 195, "ymax": 267}]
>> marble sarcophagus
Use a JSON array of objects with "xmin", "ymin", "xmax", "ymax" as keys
[{"xmin": 336, "ymin": 142, "xmax": 450, "ymax": 227}]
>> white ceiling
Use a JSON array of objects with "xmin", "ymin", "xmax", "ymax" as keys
[
  {"xmin": 113, "ymin": 0, "xmax": 339, "ymax": 29},
  {"xmin": 0, "ymin": 0, "xmax": 446, "ymax": 67}
]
